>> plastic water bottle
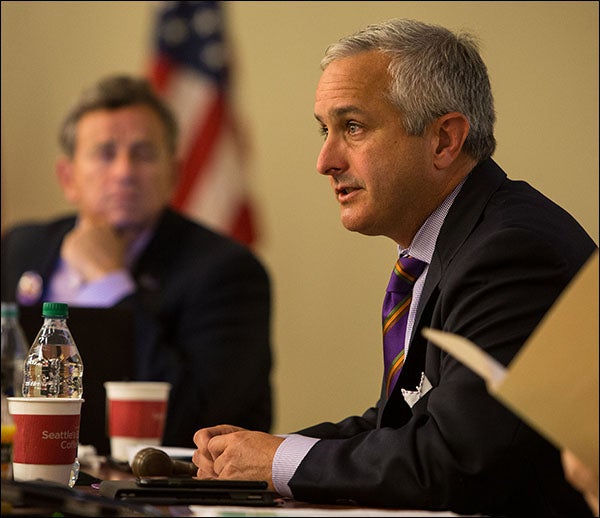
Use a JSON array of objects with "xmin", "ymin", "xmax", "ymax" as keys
[
  {"xmin": 1, "ymin": 302, "xmax": 29, "ymax": 397},
  {"xmin": 22, "ymin": 302, "xmax": 83, "ymax": 398}
]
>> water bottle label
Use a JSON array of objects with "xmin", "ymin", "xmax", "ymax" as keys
[{"xmin": 12, "ymin": 414, "xmax": 80, "ymax": 464}]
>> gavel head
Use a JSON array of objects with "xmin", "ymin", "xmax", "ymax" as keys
[
  {"xmin": 131, "ymin": 447, "xmax": 198, "ymax": 477},
  {"xmin": 131, "ymin": 447, "xmax": 174, "ymax": 477}
]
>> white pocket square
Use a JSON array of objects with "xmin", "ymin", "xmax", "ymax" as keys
[{"xmin": 401, "ymin": 372, "xmax": 432, "ymax": 408}]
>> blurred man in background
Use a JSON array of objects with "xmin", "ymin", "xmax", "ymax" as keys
[{"xmin": 1, "ymin": 75, "xmax": 273, "ymax": 453}]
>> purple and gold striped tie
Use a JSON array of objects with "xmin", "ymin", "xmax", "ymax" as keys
[{"xmin": 382, "ymin": 255, "xmax": 427, "ymax": 397}]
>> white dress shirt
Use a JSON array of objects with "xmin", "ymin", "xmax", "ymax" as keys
[{"xmin": 46, "ymin": 227, "xmax": 153, "ymax": 307}]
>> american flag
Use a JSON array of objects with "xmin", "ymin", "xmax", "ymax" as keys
[{"xmin": 148, "ymin": 1, "xmax": 258, "ymax": 245}]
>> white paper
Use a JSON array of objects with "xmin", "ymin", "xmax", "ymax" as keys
[{"xmin": 187, "ymin": 505, "xmax": 469, "ymax": 517}]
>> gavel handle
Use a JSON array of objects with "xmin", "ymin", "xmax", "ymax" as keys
[{"xmin": 172, "ymin": 459, "xmax": 198, "ymax": 476}]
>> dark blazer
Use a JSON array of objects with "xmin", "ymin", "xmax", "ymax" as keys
[
  {"xmin": 1, "ymin": 208, "xmax": 273, "ymax": 451},
  {"xmin": 288, "ymin": 159, "xmax": 597, "ymax": 517}
]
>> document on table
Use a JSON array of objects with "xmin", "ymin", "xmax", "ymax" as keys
[
  {"xmin": 423, "ymin": 249, "xmax": 599, "ymax": 476},
  {"xmin": 186, "ymin": 505, "xmax": 468, "ymax": 516}
]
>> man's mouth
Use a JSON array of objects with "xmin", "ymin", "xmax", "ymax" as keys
[{"xmin": 335, "ymin": 185, "xmax": 361, "ymax": 201}]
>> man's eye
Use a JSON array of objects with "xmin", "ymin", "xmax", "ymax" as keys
[
  {"xmin": 132, "ymin": 145, "xmax": 158, "ymax": 162},
  {"xmin": 97, "ymin": 146, "xmax": 116, "ymax": 162},
  {"xmin": 347, "ymin": 122, "xmax": 360, "ymax": 134},
  {"xmin": 318, "ymin": 126, "xmax": 328, "ymax": 138}
]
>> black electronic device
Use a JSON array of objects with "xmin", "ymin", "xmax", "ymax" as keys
[
  {"xmin": 99, "ymin": 478, "xmax": 278, "ymax": 506},
  {"xmin": 136, "ymin": 476, "xmax": 267, "ymax": 489}
]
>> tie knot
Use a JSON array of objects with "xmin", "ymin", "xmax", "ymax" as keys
[{"xmin": 386, "ymin": 255, "xmax": 427, "ymax": 293}]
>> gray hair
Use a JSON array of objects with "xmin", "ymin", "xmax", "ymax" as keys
[
  {"xmin": 59, "ymin": 74, "xmax": 178, "ymax": 157},
  {"xmin": 321, "ymin": 19, "xmax": 496, "ymax": 161}
]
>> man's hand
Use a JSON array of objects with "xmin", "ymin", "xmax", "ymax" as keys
[
  {"xmin": 192, "ymin": 425, "xmax": 285, "ymax": 492},
  {"xmin": 61, "ymin": 218, "xmax": 135, "ymax": 282},
  {"xmin": 561, "ymin": 449, "xmax": 599, "ymax": 516}
]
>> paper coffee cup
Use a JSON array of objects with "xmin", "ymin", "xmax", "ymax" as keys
[
  {"xmin": 7, "ymin": 397, "xmax": 83, "ymax": 486},
  {"xmin": 104, "ymin": 381, "xmax": 171, "ymax": 462}
]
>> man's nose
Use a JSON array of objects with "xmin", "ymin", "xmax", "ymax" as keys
[
  {"xmin": 111, "ymin": 151, "xmax": 135, "ymax": 178},
  {"xmin": 316, "ymin": 135, "xmax": 346, "ymax": 176}
]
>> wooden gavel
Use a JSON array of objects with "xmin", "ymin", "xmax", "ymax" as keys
[{"xmin": 131, "ymin": 447, "xmax": 198, "ymax": 477}]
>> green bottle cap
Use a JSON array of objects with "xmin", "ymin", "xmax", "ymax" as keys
[
  {"xmin": 1, "ymin": 302, "xmax": 19, "ymax": 318},
  {"xmin": 42, "ymin": 302, "xmax": 69, "ymax": 318}
]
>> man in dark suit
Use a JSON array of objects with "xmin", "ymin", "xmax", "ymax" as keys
[
  {"xmin": 191, "ymin": 19, "xmax": 597, "ymax": 517},
  {"xmin": 1, "ymin": 75, "xmax": 272, "ymax": 452}
]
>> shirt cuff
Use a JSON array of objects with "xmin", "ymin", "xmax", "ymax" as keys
[
  {"xmin": 70, "ymin": 270, "xmax": 136, "ymax": 307},
  {"xmin": 272, "ymin": 434, "xmax": 320, "ymax": 498}
]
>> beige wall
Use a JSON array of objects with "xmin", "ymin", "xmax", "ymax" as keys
[{"xmin": 2, "ymin": 1, "xmax": 598, "ymax": 435}]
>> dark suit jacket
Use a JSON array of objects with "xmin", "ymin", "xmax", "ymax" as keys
[
  {"xmin": 1, "ymin": 208, "xmax": 272, "ymax": 452},
  {"xmin": 288, "ymin": 159, "xmax": 597, "ymax": 517}
]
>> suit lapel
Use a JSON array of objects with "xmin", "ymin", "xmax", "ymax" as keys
[
  {"xmin": 129, "ymin": 209, "xmax": 180, "ymax": 312},
  {"xmin": 379, "ymin": 159, "xmax": 508, "ymax": 423},
  {"xmin": 16, "ymin": 218, "xmax": 76, "ymax": 305},
  {"xmin": 412, "ymin": 159, "xmax": 507, "ymax": 340}
]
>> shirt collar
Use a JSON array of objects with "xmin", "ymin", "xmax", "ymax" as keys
[{"xmin": 400, "ymin": 177, "xmax": 467, "ymax": 264}]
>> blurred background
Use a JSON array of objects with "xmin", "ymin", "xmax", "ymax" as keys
[{"xmin": 2, "ymin": 1, "xmax": 598, "ymax": 435}]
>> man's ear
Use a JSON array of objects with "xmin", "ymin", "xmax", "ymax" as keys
[
  {"xmin": 431, "ymin": 112, "xmax": 470, "ymax": 169},
  {"xmin": 55, "ymin": 155, "xmax": 79, "ymax": 203}
]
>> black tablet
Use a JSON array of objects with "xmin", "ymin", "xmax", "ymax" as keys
[{"xmin": 99, "ymin": 478, "xmax": 278, "ymax": 506}]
